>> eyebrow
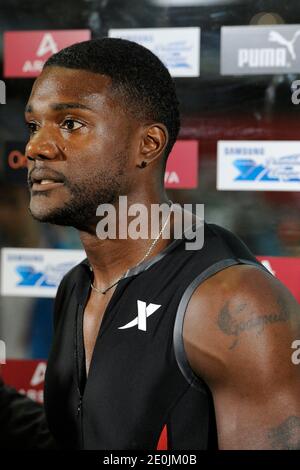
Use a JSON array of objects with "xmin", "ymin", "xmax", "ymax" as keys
[{"xmin": 25, "ymin": 102, "xmax": 93, "ymax": 113}]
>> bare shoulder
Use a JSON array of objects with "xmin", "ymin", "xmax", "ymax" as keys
[{"xmin": 183, "ymin": 263, "xmax": 300, "ymax": 386}]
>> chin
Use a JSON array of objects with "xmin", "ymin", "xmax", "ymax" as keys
[
  {"xmin": 29, "ymin": 208, "xmax": 58, "ymax": 224},
  {"xmin": 29, "ymin": 200, "xmax": 94, "ymax": 231},
  {"xmin": 29, "ymin": 200, "xmax": 65, "ymax": 225},
  {"xmin": 29, "ymin": 190, "xmax": 71, "ymax": 223}
]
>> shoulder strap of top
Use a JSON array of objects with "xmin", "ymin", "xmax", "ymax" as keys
[{"xmin": 173, "ymin": 256, "xmax": 270, "ymax": 394}]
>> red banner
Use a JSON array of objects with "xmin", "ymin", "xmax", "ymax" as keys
[
  {"xmin": 1, "ymin": 360, "xmax": 46, "ymax": 403},
  {"xmin": 165, "ymin": 140, "xmax": 198, "ymax": 189},
  {"xmin": 4, "ymin": 30, "xmax": 91, "ymax": 77}
]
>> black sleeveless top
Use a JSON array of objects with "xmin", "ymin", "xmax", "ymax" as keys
[{"xmin": 44, "ymin": 223, "xmax": 266, "ymax": 450}]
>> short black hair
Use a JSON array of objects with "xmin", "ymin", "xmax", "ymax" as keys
[{"xmin": 44, "ymin": 37, "xmax": 180, "ymax": 159}]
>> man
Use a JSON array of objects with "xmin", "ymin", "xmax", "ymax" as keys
[{"xmin": 25, "ymin": 38, "xmax": 300, "ymax": 450}]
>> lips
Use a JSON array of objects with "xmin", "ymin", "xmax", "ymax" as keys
[
  {"xmin": 29, "ymin": 170, "xmax": 65, "ymax": 192},
  {"xmin": 32, "ymin": 181, "xmax": 65, "ymax": 191}
]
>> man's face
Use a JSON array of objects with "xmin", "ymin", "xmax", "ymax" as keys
[{"xmin": 25, "ymin": 66, "xmax": 136, "ymax": 232}]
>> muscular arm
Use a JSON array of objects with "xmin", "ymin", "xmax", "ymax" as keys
[{"xmin": 183, "ymin": 265, "xmax": 300, "ymax": 449}]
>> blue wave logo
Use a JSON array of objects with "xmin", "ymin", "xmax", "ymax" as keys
[
  {"xmin": 16, "ymin": 262, "xmax": 74, "ymax": 287},
  {"xmin": 157, "ymin": 41, "xmax": 192, "ymax": 69},
  {"xmin": 234, "ymin": 154, "xmax": 300, "ymax": 182}
]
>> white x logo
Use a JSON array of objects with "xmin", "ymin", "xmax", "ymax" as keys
[{"xmin": 118, "ymin": 300, "xmax": 161, "ymax": 332}]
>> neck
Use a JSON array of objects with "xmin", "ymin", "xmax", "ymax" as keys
[{"xmin": 79, "ymin": 193, "xmax": 173, "ymax": 291}]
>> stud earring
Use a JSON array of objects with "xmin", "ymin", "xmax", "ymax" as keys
[{"xmin": 139, "ymin": 161, "xmax": 147, "ymax": 168}]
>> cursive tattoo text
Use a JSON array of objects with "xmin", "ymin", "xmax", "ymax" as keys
[{"xmin": 218, "ymin": 296, "xmax": 290, "ymax": 349}]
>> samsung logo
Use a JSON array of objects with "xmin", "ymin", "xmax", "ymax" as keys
[
  {"xmin": 7, "ymin": 254, "xmax": 43, "ymax": 262},
  {"xmin": 225, "ymin": 147, "xmax": 265, "ymax": 156},
  {"xmin": 118, "ymin": 34, "xmax": 153, "ymax": 43}
]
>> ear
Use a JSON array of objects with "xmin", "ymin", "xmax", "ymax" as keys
[{"xmin": 137, "ymin": 123, "xmax": 168, "ymax": 168}]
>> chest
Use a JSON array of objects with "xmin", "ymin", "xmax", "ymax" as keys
[{"xmin": 83, "ymin": 288, "xmax": 115, "ymax": 376}]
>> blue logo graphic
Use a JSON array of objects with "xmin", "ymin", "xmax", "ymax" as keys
[
  {"xmin": 157, "ymin": 41, "xmax": 192, "ymax": 70},
  {"xmin": 234, "ymin": 154, "xmax": 300, "ymax": 182},
  {"xmin": 16, "ymin": 262, "xmax": 74, "ymax": 287},
  {"xmin": 161, "ymin": 41, "xmax": 191, "ymax": 69}
]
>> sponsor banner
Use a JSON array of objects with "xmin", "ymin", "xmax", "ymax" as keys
[
  {"xmin": 1, "ymin": 248, "xmax": 85, "ymax": 298},
  {"xmin": 165, "ymin": 140, "xmax": 198, "ymax": 189},
  {"xmin": 221, "ymin": 24, "xmax": 300, "ymax": 76},
  {"xmin": 4, "ymin": 30, "xmax": 91, "ymax": 78},
  {"xmin": 108, "ymin": 27, "xmax": 200, "ymax": 77},
  {"xmin": 217, "ymin": 141, "xmax": 300, "ymax": 191},
  {"xmin": 258, "ymin": 256, "xmax": 300, "ymax": 303},
  {"xmin": 0, "ymin": 360, "xmax": 46, "ymax": 403}
]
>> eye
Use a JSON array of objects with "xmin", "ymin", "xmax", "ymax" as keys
[
  {"xmin": 26, "ymin": 122, "xmax": 38, "ymax": 135},
  {"xmin": 61, "ymin": 119, "xmax": 84, "ymax": 131}
]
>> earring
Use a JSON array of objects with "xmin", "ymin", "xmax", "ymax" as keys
[{"xmin": 139, "ymin": 161, "xmax": 147, "ymax": 168}]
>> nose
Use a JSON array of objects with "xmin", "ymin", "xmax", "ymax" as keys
[{"xmin": 25, "ymin": 129, "xmax": 60, "ymax": 162}]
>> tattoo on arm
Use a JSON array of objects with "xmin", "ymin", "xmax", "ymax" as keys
[
  {"xmin": 268, "ymin": 416, "xmax": 300, "ymax": 450},
  {"xmin": 217, "ymin": 296, "xmax": 290, "ymax": 349}
]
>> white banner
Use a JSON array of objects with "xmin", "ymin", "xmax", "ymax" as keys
[
  {"xmin": 108, "ymin": 27, "xmax": 200, "ymax": 77},
  {"xmin": 1, "ymin": 248, "xmax": 85, "ymax": 298},
  {"xmin": 217, "ymin": 140, "xmax": 300, "ymax": 191}
]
